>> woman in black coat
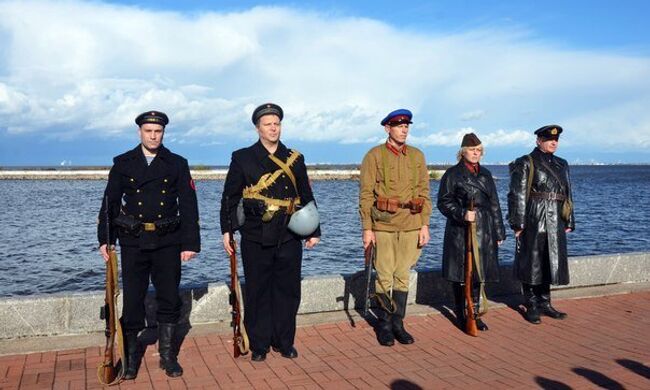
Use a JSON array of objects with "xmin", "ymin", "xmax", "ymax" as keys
[{"xmin": 437, "ymin": 133, "xmax": 505, "ymax": 331}]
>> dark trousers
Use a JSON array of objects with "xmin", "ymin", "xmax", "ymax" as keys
[
  {"xmin": 240, "ymin": 238, "xmax": 302, "ymax": 353},
  {"xmin": 120, "ymin": 245, "xmax": 182, "ymax": 331}
]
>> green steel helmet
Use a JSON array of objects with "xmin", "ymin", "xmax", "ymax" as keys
[{"xmin": 287, "ymin": 201, "xmax": 319, "ymax": 236}]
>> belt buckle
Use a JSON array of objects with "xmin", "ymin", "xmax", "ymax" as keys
[{"xmin": 143, "ymin": 222, "xmax": 156, "ymax": 232}]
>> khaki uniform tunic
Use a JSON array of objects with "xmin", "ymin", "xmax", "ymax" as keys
[{"xmin": 359, "ymin": 143, "xmax": 432, "ymax": 292}]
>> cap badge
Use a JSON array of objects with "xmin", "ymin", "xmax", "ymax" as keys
[{"xmin": 551, "ymin": 128, "xmax": 558, "ymax": 135}]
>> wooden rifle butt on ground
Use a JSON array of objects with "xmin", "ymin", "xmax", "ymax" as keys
[
  {"xmin": 229, "ymin": 237, "xmax": 250, "ymax": 358},
  {"xmin": 97, "ymin": 246, "xmax": 124, "ymax": 385}
]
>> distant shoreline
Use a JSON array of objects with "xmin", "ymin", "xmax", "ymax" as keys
[
  {"xmin": 0, "ymin": 169, "xmax": 446, "ymax": 180},
  {"xmin": 2, "ymin": 163, "xmax": 647, "ymax": 180}
]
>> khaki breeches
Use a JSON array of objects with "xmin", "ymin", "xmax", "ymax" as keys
[{"xmin": 374, "ymin": 230, "xmax": 421, "ymax": 293}]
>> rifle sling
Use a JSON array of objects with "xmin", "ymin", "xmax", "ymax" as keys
[
  {"xmin": 366, "ymin": 243, "xmax": 396, "ymax": 314},
  {"xmin": 469, "ymin": 221, "xmax": 489, "ymax": 316}
]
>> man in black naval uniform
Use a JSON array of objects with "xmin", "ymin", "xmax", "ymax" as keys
[
  {"xmin": 221, "ymin": 103, "xmax": 320, "ymax": 362},
  {"xmin": 508, "ymin": 125, "xmax": 575, "ymax": 324},
  {"xmin": 98, "ymin": 110, "xmax": 200, "ymax": 378}
]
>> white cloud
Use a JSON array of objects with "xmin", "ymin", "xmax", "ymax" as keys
[
  {"xmin": 460, "ymin": 110, "xmax": 485, "ymax": 121},
  {"xmin": 0, "ymin": 0, "xmax": 649, "ymax": 152},
  {"xmin": 411, "ymin": 127, "xmax": 533, "ymax": 147}
]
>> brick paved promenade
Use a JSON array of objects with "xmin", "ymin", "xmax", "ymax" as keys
[{"xmin": 2, "ymin": 291, "xmax": 649, "ymax": 389}]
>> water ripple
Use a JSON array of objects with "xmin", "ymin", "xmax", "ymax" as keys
[{"xmin": 1, "ymin": 165, "xmax": 649, "ymax": 296}]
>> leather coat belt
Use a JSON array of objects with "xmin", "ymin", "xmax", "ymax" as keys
[{"xmin": 530, "ymin": 192, "xmax": 566, "ymax": 201}]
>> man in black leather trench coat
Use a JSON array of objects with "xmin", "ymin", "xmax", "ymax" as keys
[
  {"xmin": 437, "ymin": 133, "xmax": 505, "ymax": 332},
  {"xmin": 508, "ymin": 125, "xmax": 575, "ymax": 324},
  {"xmin": 98, "ymin": 111, "xmax": 200, "ymax": 378},
  {"xmin": 221, "ymin": 103, "xmax": 320, "ymax": 362}
]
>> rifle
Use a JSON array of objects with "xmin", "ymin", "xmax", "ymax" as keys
[
  {"xmin": 97, "ymin": 196, "xmax": 125, "ymax": 385},
  {"xmin": 363, "ymin": 243, "xmax": 376, "ymax": 317},
  {"xmin": 226, "ymin": 197, "xmax": 249, "ymax": 358},
  {"xmin": 464, "ymin": 198, "xmax": 479, "ymax": 337}
]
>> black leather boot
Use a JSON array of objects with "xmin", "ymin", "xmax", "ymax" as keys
[
  {"xmin": 452, "ymin": 282, "xmax": 465, "ymax": 327},
  {"xmin": 158, "ymin": 323, "xmax": 183, "ymax": 377},
  {"xmin": 374, "ymin": 294, "xmax": 395, "ymax": 346},
  {"xmin": 123, "ymin": 330, "xmax": 139, "ymax": 380},
  {"xmin": 391, "ymin": 291, "xmax": 414, "ymax": 344},
  {"xmin": 537, "ymin": 283, "xmax": 567, "ymax": 320},
  {"xmin": 251, "ymin": 350, "xmax": 267, "ymax": 362},
  {"xmin": 523, "ymin": 284, "xmax": 541, "ymax": 324}
]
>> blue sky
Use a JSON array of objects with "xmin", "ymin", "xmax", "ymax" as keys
[{"xmin": 1, "ymin": 0, "xmax": 649, "ymax": 166}]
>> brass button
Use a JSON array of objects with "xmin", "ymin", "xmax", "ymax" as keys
[
  {"xmin": 136, "ymin": 189, "xmax": 140, "ymax": 193},
  {"xmin": 161, "ymin": 190, "xmax": 166, "ymax": 194},
  {"xmin": 138, "ymin": 214, "xmax": 143, "ymax": 218},
  {"xmin": 138, "ymin": 202, "xmax": 142, "ymax": 206},
  {"xmin": 164, "ymin": 179, "xmax": 168, "ymax": 183},
  {"xmin": 160, "ymin": 202, "xmax": 164, "ymax": 206},
  {"xmin": 130, "ymin": 178, "xmax": 134, "ymax": 182},
  {"xmin": 158, "ymin": 214, "xmax": 162, "ymax": 218},
  {"xmin": 285, "ymin": 186, "xmax": 289, "ymax": 189}
]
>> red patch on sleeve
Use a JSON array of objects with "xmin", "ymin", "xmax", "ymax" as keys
[{"xmin": 189, "ymin": 179, "xmax": 196, "ymax": 191}]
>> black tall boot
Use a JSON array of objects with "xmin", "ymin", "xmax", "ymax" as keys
[
  {"xmin": 123, "ymin": 330, "xmax": 139, "ymax": 380},
  {"xmin": 158, "ymin": 323, "xmax": 183, "ymax": 377},
  {"xmin": 522, "ymin": 284, "xmax": 541, "ymax": 324},
  {"xmin": 374, "ymin": 293, "xmax": 395, "ymax": 346},
  {"xmin": 536, "ymin": 283, "xmax": 567, "ymax": 320},
  {"xmin": 452, "ymin": 282, "xmax": 465, "ymax": 328},
  {"xmin": 391, "ymin": 291, "xmax": 414, "ymax": 344}
]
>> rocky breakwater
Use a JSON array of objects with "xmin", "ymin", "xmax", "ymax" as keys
[{"xmin": 0, "ymin": 169, "xmax": 446, "ymax": 180}]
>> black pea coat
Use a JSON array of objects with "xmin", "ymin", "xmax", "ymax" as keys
[
  {"xmin": 220, "ymin": 140, "xmax": 320, "ymax": 245},
  {"xmin": 98, "ymin": 144, "xmax": 201, "ymax": 252},
  {"xmin": 437, "ymin": 162, "xmax": 506, "ymax": 283},
  {"xmin": 507, "ymin": 147, "xmax": 575, "ymax": 285}
]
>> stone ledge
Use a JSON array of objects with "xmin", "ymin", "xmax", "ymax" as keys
[{"xmin": 1, "ymin": 252, "xmax": 648, "ymax": 340}]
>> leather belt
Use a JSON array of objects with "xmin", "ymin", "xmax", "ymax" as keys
[{"xmin": 529, "ymin": 192, "xmax": 566, "ymax": 201}]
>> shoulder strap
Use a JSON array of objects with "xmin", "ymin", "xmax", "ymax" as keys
[
  {"xmin": 380, "ymin": 146, "xmax": 390, "ymax": 194},
  {"xmin": 526, "ymin": 155, "xmax": 534, "ymax": 203},
  {"xmin": 380, "ymin": 145, "xmax": 419, "ymax": 198},
  {"xmin": 535, "ymin": 157, "xmax": 567, "ymax": 193},
  {"xmin": 268, "ymin": 151, "xmax": 300, "ymax": 194},
  {"xmin": 408, "ymin": 148, "xmax": 418, "ymax": 198}
]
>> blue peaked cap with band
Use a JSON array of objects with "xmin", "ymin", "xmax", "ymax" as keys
[{"xmin": 380, "ymin": 109, "xmax": 413, "ymax": 126}]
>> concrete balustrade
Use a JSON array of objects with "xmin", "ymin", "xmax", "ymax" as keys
[{"xmin": 1, "ymin": 252, "xmax": 649, "ymax": 340}]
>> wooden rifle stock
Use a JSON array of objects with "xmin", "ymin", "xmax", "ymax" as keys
[
  {"xmin": 226, "ymin": 197, "xmax": 249, "ymax": 358},
  {"xmin": 97, "ymin": 196, "xmax": 124, "ymax": 385},
  {"xmin": 464, "ymin": 199, "xmax": 478, "ymax": 337}
]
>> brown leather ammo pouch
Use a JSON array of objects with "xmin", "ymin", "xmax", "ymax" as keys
[
  {"xmin": 376, "ymin": 196, "xmax": 400, "ymax": 213},
  {"xmin": 408, "ymin": 197, "xmax": 425, "ymax": 214}
]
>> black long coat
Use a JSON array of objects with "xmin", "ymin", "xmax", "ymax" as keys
[
  {"xmin": 507, "ymin": 147, "xmax": 575, "ymax": 285},
  {"xmin": 220, "ymin": 140, "xmax": 320, "ymax": 246},
  {"xmin": 437, "ymin": 162, "xmax": 506, "ymax": 283},
  {"xmin": 98, "ymin": 144, "xmax": 201, "ymax": 252}
]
